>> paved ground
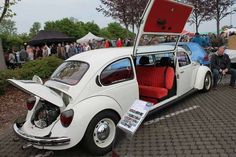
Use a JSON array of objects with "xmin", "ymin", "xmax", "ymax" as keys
[{"xmin": 1, "ymin": 77, "xmax": 236, "ymax": 157}]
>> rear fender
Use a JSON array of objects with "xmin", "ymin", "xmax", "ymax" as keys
[
  {"xmin": 49, "ymin": 96, "xmax": 123, "ymax": 150},
  {"xmin": 194, "ymin": 66, "xmax": 212, "ymax": 90}
]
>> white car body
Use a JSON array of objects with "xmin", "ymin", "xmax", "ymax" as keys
[
  {"xmin": 8, "ymin": 0, "xmax": 212, "ymax": 155},
  {"xmin": 225, "ymin": 49, "xmax": 236, "ymax": 63}
]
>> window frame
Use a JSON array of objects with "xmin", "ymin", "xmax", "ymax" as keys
[{"xmin": 100, "ymin": 57, "xmax": 135, "ymax": 86}]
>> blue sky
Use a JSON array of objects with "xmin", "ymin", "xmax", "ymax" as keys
[{"xmin": 11, "ymin": 0, "xmax": 236, "ymax": 34}]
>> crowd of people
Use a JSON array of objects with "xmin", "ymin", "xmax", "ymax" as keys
[
  {"xmin": 4, "ymin": 38, "xmax": 133, "ymax": 69},
  {"xmin": 181, "ymin": 31, "xmax": 236, "ymax": 48}
]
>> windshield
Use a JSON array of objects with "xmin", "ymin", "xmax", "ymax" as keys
[{"xmin": 51, "ymin": 61, "xmax": 89, "ymax": 85}]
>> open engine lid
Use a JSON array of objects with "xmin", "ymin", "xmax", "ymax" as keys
[
  {"xmin": 133, "ymin": 0, "xmax": 193, "ymax": 55},
  {"xmin": 8, "ymin": 79, "xmax": 64, "ymax": 108}
]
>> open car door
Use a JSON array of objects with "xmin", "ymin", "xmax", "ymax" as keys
[{"xmin": 133, "ymin": 0, "xmax": 193, "ymax": 56}]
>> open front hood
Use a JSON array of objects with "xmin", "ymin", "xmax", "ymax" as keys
[
  {"xmin": 133, "ymin": 0, "xmax": 193, "ymax": 55},
  {"xmin": 8, "ymin": 79, "xmax": 64, "ymax": 108}
]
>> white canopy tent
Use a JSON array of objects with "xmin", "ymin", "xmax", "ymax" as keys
[{"xmin": 76, "ymin": 32, "xmax": 104, "ymax": 43}]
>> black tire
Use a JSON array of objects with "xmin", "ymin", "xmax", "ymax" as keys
[
  {"xmin": 202, "ymin": 72, "xmax": 212, "ymax": 92},
  {"xmin": 83, "ymin": 110, "xmax": 120, "ymax": 156}
]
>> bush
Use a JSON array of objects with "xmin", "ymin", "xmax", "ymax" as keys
[{"xmin": 0, "ymin": 56, "xmax": 63, "ymax": 95}]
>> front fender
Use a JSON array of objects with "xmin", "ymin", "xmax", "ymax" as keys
[
  {"xmin": 194, "ymin": 66, "xmax": 212, "ymax": 90},
  {"xmin": 48, "ymin": 96, "xmax": 123, "ymax": 150}
]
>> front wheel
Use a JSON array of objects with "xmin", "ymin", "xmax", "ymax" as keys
[
  {"xmin": 83, "ymin": 110, "xmax": 120, "ymax": 156},
  {"xmin": 202, "ymin": 72, "xmax": 212, "ymax": 92}
]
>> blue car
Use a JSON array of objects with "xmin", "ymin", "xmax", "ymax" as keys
[
  {"xmin": 177, "ymin": 42, "xmax": 210, "ymax": 65},
  {"xmin": 166, "ymin": 42, "xmax": 209, "ymax": 65}
]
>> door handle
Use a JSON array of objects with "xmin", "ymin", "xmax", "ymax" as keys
[{"xmin": 180, "ymin": 71, "xmax": 184, "ymax": 74}]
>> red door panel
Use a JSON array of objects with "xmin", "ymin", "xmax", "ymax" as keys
[{"xmin": 144, "ymin": 0, "xmax": 193, "ymax": 34}]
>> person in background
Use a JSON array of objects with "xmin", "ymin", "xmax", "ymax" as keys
[
  {"xmin": 104, "ymin": 39, "xmax": 110, "ymax": 48},
  {"xmin": 51, "ymin": 44, "xmax": 57, "ymax": 55},
  {"xmin": 83, "ymin": 43, "xmax": 91, "ymax": 52},
  {"xmin": 88, "ymin": 40, "xmax": 93, "ymax": 49},
  {"xmin": 68, "ymin": 43, "xmax": 76, "ymax": 57},
  {"xmin": 26, "ymin": 45, "xmax": 34, "ymax": 60},
  {"xmin": 210, "ymin": 46, "xmax": 236, "ymax": 89},
  {"xmin": 35, "ymin": 46, "xmax": 42, "ymax": 59},
  {"xmin": 91, "ymin": 39, "xmax": 97, "ymax": 50},
  {"xmin": 4, "ymin": 51, "xmax": 10, "ymax": 68},
  {"xmin": 57, "ymin": 43, "xmax": 65, "ymax": 59},
  {"xmin": 19, "ymin": 47, "xmax": 28, "ymax": 62},
  {"xmin": 76, "ymin": 43, "xmax": 81, "ymax": 53},
  {"xmin": 8, "ymin": 50, "xmax": 16, "ymax": 69},
  {"xmin": 45, "ymin": 45, "xmax": 51, "ymax": 56},
  {"xmin": 65, "ymin": 43, "xmax": 70, "ymax": 59},
  {"xmin": 42, "ymin": 46, "xmax": 49, "ymax": 57},
  {"xmin": 191, "ymin": 33, "xmax": 207, "ymax": 47},
  {"xmin": 116, "ymin": 38, "xmax": 123, "ymax": 47},
  {"xmin": 125, "ymin": 38, "xmax": 132, "ymax": 46}
]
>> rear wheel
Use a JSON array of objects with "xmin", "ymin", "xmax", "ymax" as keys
[
  {"xmin": 202, "ymin": 72, "xmax": 212, "ymax": 92},
  {"xmin": 83, "ymin": 110, "xmax": 120, "ymax": 156}
]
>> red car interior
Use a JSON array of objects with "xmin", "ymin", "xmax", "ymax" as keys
[{"xmin": 136, "ymin": 56, "xmax": 175, "ymax": 104}]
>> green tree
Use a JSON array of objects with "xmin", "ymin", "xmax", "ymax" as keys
[
  {"xmin": 100, "ymin": 22, "xmax": 135, "ymax": 40},
  {"xmin": 0, "ymin": 0, "xmax": 20, "ymax": 23},
  {"xmin": 0, "ymin": 33, "xmax": 24, "ymax": 52},
  {"xmin": 44, "ymin": 18, "xmax": 84, "ymax": 38},
  {"xmin": 29, "ymin": 22, "xmax": 41, "ymax": 38},
  {"xmin": 83, "ymin": 21, "xmax": 100, "ymax": 35},
  {"xmin": 0, "ymin": 19, "xmax": 17, "ymax": 35}
]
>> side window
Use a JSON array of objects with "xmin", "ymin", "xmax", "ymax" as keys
[
  {"xmin": 177, "ymin": 51, "xmax": 191, "ymax": 67},
  {"xmin": 100, "ymin": 58, "xmax": 134, "ymax": 86}
]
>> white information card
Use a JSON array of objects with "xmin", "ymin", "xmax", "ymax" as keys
[{"xmin": 117, "ymin": 100, "xmax": 152, "ymax": 135}]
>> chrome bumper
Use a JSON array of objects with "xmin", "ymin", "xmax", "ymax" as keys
[{"xmin": 13, "ymin": 123, "xmax": 70, "ymax": 146}]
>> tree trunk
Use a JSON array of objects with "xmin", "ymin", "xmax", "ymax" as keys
[
  {"xmin": 125, "ymin": 24, "xmax": 129, "ymax": 38},
  {"xmin": 195, "ymin": 22, "xmax": 199, "ymax": 33},
  {"xmin": 216, "ymin": 19, "xmax": 220, "ymax": 36},
  {"xmin": 0, "ymin": 38, "xmax": 7, "ymax": 70},
  {"xmin": 132, "ymin": 24, "xmax": 135, "ymax": 33}
]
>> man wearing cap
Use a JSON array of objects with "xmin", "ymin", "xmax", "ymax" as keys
[{"xmin": 210, "ymin": 46, "xmax": 236, "ymax": 89}]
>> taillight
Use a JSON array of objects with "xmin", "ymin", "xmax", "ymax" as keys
[
  {"xmin": 204, "ymin": 55, "xmax": 209, "ymax": 61},
  {"xmin": 60, "ymin": 109, "xmax": 74, "ymax": 127},
  {"xmin": 26, "ymin": 97, "xmax": 36, "ymax": 110}
]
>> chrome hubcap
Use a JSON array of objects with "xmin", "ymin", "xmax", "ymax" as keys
[
  {"xmin": 205, "ymin": 75, "xmax": 211, "ymax": 89},
  {"xmin": 93, "ymin": 118, "xmax": 116, "ymax": 148},
  {"xmin": 97, "ymin": 121, "xmax": 110, "ymax": 141}
]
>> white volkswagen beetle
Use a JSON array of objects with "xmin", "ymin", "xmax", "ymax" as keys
[{"xmin": 8, "ymin": 0, "xmax": 212, "ymax": 156}]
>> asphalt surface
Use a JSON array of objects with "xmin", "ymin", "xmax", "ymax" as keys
[{"xmin": 1, "ymin": 76, "xmax": 236, "ymax": 157}]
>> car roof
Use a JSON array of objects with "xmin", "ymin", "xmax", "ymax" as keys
[
  {"xmin": 67, "ymin": 47, "xmax": 133, "ymax": 67},
  {"xmin": 67, "ymin": 45, "xmax": 185, "ymax": 68}
]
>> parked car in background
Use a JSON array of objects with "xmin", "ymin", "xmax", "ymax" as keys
[
  {"xmin": 167, "ymin": 42, "xmax": 210, "ymax": 66},
  {"xmin": 225, "ymin": 49, "xmax": 236, "ymax": 69},
  {"xmin": 7, "ymin": 0, "xmax": 213, "ymax": 156}
]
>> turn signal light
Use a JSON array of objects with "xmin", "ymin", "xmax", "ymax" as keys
[
  {"xmin": 60, "ymin": 109, "xmax": 74, "ymax": 127},
  {"xmin": 26, "ymin": 97, "xmax": 36, "ymax": 110}
]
